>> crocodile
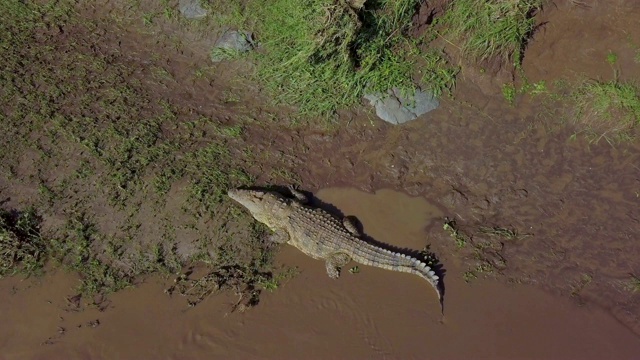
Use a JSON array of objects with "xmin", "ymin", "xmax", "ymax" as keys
[{"xmin": 228, "ymin": 187, "xmax": 443, "ymax": 311}]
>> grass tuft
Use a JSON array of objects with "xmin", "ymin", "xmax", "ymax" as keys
[
  {"xmin": 443, "ymin": 218, "xmax": 468, "ymax": 248},
  {"xmin": 48, "ymin": 213, "xmax": 133, "ymax": 294},
  {"xmin": 245, "ymin": 0, "xmax": 363, "ymax": 117},
  {"xmin": 441, "ymin": 0, "xmax": 542, "ymax": 66},
  {"xmin": 624, "ymin": 274, "xmax": 640, "ymax": 293},
  {"xmin": 572, "ymin": 80, "xmax": 640, "ymax": 143},
  {"xmin": 0, "ymin": 208, "xmax": 46, "ymax": 277}
]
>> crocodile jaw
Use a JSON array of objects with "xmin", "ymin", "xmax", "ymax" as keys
[
  {"xmin": 227, "ymin": 189, "xmax": 268, "ymax": 213},
  {"xmin": 227, "ymin": 188, "xmax": 284, "ymax": 229}
]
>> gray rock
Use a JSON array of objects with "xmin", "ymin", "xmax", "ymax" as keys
[
  {"xmin": 210, "ymin": 30, "xmax": 255, "ymax": 62},
  {"xmin": 364, "ymin": 87, "xmax": 439, "ymax": 124},
  {"xmin": 179, "ymin": 0, "xmax": 208, "ymax": 19}
]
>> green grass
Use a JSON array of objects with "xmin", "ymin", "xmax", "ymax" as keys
[
  {"xmin": 210, "ymin": 47, "xmax": 245, "ymax": 62},
  {"xmin": 198, "ymin": 0, "xmax": 544, "ymax": 118},
  {"xmin": 443, "ymin": 218, "xmax": 468, "ymax": 248},
  {"xmin": 463, "ymin": 271, "xmax": 478, "ymax": 283},
  {"xmin": 420, "ymin": 49, "xmax": 460, "ymax": 95},
  {"xmin": 502, "ymin": 83, "xmax": 517, "ymax": 105},
  {"xmin": 47, "ymin": 213, "xmax": 130, "ymax": 294},
  {"xmin": 186, "ymin": 143, "xmax": 254, "ymax": 214},
  {"xmin": 572, "ymin": 79, "xmax": 640, "ymax": 143},
  {"xmin": 244, "ymin": 0, "xmax": 362, "ymax": 117},
  {"xmin": 441, "ymin": 0, "xmax": 542, "ymax": 66},
  {"xmin": 0, "ymin": 208, "xmax": 46, "ymax": 277},
  {"xmin": 238, "ymin": 0, "xmax": 457, "ymax": 118},
  {"xmin": 199, "ymin": 0, "xmax": 246, "ymax": 29},
  {"xmin": 523, "ymin": 80, "xmax": 547, "ymax": 95},
  {"xmin": 258, "ymin": 266, "xmax": 299, "ymax": 292}
]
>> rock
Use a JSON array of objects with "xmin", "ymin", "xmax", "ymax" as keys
[
  {"xmin": 179, "ymin": 0, "xmax": 208, "ymax": 20},
  {"xmin": 364, "ymin": 87, "xmax": 439, "ymax": 124},
  {"xmin": 210, "ymin": 30, "xmax": 255, "ymax": 63}
]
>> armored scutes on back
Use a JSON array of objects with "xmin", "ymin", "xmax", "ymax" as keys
[{"xmin": 227, "ymin": 187, "xmax": 443, "ymax": 311}]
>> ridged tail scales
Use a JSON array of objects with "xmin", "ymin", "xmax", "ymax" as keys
[{"xmin": 347, "ymin": 239, "xmax": 443, "ymax": 313}]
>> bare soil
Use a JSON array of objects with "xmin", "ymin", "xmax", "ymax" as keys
[{"xmin": 1, "ymin": 0, "xmax": 640, "ymax": 357}]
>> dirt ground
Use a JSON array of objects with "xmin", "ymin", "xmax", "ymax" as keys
[{"xmin": 1, "ymin": 0, "xmax": 640, "ymax": 356}]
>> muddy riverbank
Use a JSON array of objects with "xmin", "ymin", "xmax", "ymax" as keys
[
  {"xmin": 1, "ymin": 0, "xmax": 640, "ymax": 357},
  {"xmin": 2, "ymin": 188, "xmax": 639, "ymax": 359}
]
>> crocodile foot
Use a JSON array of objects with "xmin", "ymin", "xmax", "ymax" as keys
[
  {"xmin": 288, "ymin": 184, "xmax": 309, "ymax": 204},
  {"xmin": 325, "ymin": 252, "xmax": 352, "ymax": 279}
]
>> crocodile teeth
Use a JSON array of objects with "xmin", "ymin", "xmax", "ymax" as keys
[
  {"xmin": 419, "ymin": 262, "xmax": 426, "ymax": 268},
  {"xmin": 428, "ymin": 270, "xmax": 436, "ymax": 277}
]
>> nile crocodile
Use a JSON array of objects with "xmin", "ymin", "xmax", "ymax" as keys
[{"xmin": 228, "ymin": 187, "xmax": 443, "ymax": 311}]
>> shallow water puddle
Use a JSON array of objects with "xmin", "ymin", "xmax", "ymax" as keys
[{"xmin": 1, "ymin": 188, "xmax": 639, "ymax": 359}]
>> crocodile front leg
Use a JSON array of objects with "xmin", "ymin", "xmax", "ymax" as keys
[
  {"xmin": 268, "ymin": 229, "xmax": 290, "ymax": 244},
  {"xmin": 288, "ymin": 185, "xmax": 309, "ymax": 204},
  {"xmin": 325, "ymin": 252, "xmax": 352, "ymax": 279}
]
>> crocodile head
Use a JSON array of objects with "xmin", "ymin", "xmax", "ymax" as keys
[{"xmin": 227, "ymin": 188, "xmax": 289, "ymax": 229}]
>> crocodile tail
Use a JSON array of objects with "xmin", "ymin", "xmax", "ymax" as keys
[
  {"xmin": 350, "ymin": 244, "xmax": 442, "ymax": 309},
  {"xmin": 407, "ymin": 256, "xmax": 444, "ymax": 314},
  {"xmin": 402, "ymin": 252, "xmax": 442, "ymax": 306}
]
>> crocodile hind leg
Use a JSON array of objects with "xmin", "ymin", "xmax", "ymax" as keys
[
  {"xmin": 342, "ymin": 216, "xmax": 360, "ymax": 236},
  {"xmin": 325, "ymin": 252, "xmax": 352, "ymax": 279}
]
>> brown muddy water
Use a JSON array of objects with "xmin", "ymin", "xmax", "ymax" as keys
[{"xmin": 1, "ymin": 188, "xmax": 639, "ymax": 359}]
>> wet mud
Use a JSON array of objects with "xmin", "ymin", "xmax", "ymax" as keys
[{"xmin": 2, "ymin": 188, "xmax": 639, "ymax": 359}]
